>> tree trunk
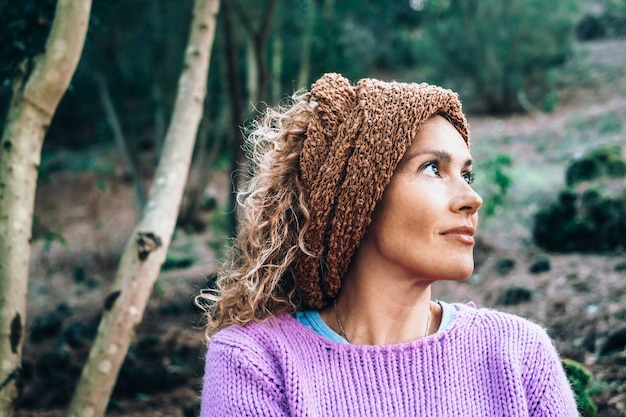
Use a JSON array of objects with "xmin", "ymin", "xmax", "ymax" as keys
[
  {"xmin": 0, "ymin": 1, "xmax": 92, "ymax": 415},
  {"xmin": 253, "ymin": 0, "xmax": 277, "ymax": 105},
  {"xmin": 296, "ymin": 0, "xmax": 315, "ymax": 89},
  {"xmin": 65, "ymin": 1, "xmax": 220, "ymax": 416},
  {"xmin": 149, "ymin": 0, "xmax": 167, "ymax": 156},
  {"xmin": 271, "ymin": 35, "xmax": 283, "ymax": 103},
  {"xmin": 95, "ymin": 72, "xmax": 146, "ymax": 211},
  {"xmin": 233, "ymin": 0, "xmax": 278, "ymax": 106},
  {"xmin": 222, "ymin": 0, "xmax": 247, "ymax": 236}
]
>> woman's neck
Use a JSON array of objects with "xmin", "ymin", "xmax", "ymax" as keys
[{"xmin": 320, "ymin": 271, "xmax": 440, "ymax": 345}]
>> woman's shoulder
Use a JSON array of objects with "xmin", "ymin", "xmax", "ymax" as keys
[
  {"xmin": 209, "ymin": 314, "xmax": 306, "ymax": 351},
  {"xmin": 454, "ymin": 302, "xmax": 550, "ymax": 342},
  {"xmin": 456, "ymin": 301, "xmax": 540, "ymax": 324}
]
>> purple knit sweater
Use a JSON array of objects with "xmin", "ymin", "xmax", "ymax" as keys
[{"xmin": 201, "ymin": 304, "xmax": 579, "ymax": 416}]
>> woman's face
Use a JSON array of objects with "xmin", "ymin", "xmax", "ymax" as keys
[{"xmin": 355, "ymin": 115, "xmax": 482, "ymax": 283}]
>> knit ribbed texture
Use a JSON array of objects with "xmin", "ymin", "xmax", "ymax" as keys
[
  {"xmin": 201, "ymin": 304, "xmax": 579, "ymax": 416},
  {"xmin": 295, "ymin": 74, "xmax": 470, "ymax": 309}
]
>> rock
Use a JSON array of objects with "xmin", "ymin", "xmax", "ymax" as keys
[
  {"xmin": 495, "ymin": 258, "xmax": 516, "ymax": 275},
  {"xmin": 600, "ymin": 327, "xmax": 626, "ymax": 356},
  {"xmin": 36, "ymin": 346, "xmax": 71, "ymax": 378},
  {"xmin": 73, "ymin": 266, "xmax": 86, "ymax": 283},
  {"xmin": 114, "ymin": 334, "xmax": 196, "ymax": 398},
  {"xmin": 116, "ymin": 363, "xmax": 189, "ymax": 396},
  {"xmin": 159, "ymin": 300, "xmax": 183, "ymax": 316},
  {"xmin": 473, "ymin": 238, "xmax": 493, "ymax": 270},
  {"xmin": 182, "ymin": 401, "xmax": 200, "ymax": 417},
  {"xmin": 63, "ymin": 322, "xmax": 97, "ymax": 349},
  {"xmin": 581, "ymin": 331, "xmax": 596, "ymax": 353},
  {"xmin": 173, "ymin": 343, "xmax": 204, "ymax": 375},
  {"xmin": 500, "ymin": 286, "xmax": 533, "ymax": 306},
  {"xmin": 136, "ymin": 334, "xmax": 164, "ymax": 360},
  {"xmin": 529, "ymin": 255, "xmax": 551, "ymax": 274},
  {"xmin": 30, "ymin": 313, "xmax": 64, "ymax": 343},
  {"xmin": 615, "ymin": 260, "xmax": 626, "ymax": 271}
]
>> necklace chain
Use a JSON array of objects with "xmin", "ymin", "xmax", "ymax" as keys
[
  {"xmin": 333, "ymin": 298, "xmax": 351, "ymax": 343},
  {"xmin": 333, "ymin": 298, "xmax": 432, "ymax": 344}
]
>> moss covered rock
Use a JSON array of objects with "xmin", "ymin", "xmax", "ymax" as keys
[{"xmin": 561, "ymin": 358, "xmax": 597, "ymax": 417}]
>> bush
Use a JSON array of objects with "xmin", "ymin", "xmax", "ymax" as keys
[
  {"xmin": 476, "ymin": 154, "xmax": 513, "ymax": 216},
  {"xmin": 566, "ymin": 145, "xmax": 626, "ymax": 186},
  {"xmin": 561, "ymin": 359, "xmax": 598, "ymax": 417},
  {"xmin": 576, "ymin": 0, "xmax": 626, "ymax": 40},
  {"xmin": 414, "ymin": 0, "xmax": 582, "ymax": 113},
  {"xmin": 533, "ymin": 146, "xmax": 626, "ymax": 252}
]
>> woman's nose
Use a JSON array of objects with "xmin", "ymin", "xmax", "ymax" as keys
[{"xmin": 452, "ymin": 182, "xmax": 483, "ymax": 215}]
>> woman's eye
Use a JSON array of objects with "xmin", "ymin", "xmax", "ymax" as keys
[
  {"xmin": 463, "ymin": 171, "xmax": 476, "ymax": 185},
  {"xmin": 422, "ymin": 161, "xmax": 439, "ymax": 177}
]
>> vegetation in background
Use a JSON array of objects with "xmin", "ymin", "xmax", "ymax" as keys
[
  {"xmin": 0, "ymin": 0, "xmax": 57, "ymax": 83},
  {"xmin": 533, "ymin": 146, "xmax": 626, "ymax": 252},
  {"xmin": 561, "ymin": 358, "xmax": 598, "ymax": 417},
  {"xmin": 476, "ymin": 154, "xmax": 513, "ymax": 216},
  {"xmin": 1, "ymin": 0, "xmax": 606, "ymax": 233},
  {"xmin": 565, "ymin": 145, "xmax": 626, "ymax": 186},
  {"xmin": 577, "ymin": 0, "xmax": 626, "ymax": 39},
  {"xmin": 3, "ymin": 0, "xmax": 626, "ymax": 414},
  {"xmin": 31, "ymin": 216, "xmax": 67, "ymax": 252},
  {"xmin": 162, "ymin": 232, "xmax": 198, "ymax": 271},
  {"xmin": 413, "ymin": 0, "xmax": 582, "ymax": 113}
]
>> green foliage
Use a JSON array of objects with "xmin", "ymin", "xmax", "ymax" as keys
[
  {"xmin": 542, "ymin": 91, "xmax": 560, "ymax": 113},
  {"xmin": 41, "ymin": 148, "xmax": 117, "ymax": 174},
  {"xmin": 534, "ymin": 186, "xmax": 626, "ymax": 252},
  {"xmin": 576, "ymin": 0, "xmax": 626, "ymax": 39},
  {"xmin": 533, "ymin": 146, "xmax": 626, "ymax": 252},
  {"xmin": 603, "ymin": 0, "xmax": 626, "ymax": 37},
  {"xmin": 0, "ymin": 0, "xmax": 57, "ymax": 136},
  {"xmin": 162, "ymin": 232, "xmax": 198, "ymax": 271},
  {"xmin": 205, "ymin": 205, "xmax": 232, "ymax": 260},
  {"xmin": 561, "ymin": 358, "xmax": 598, "ymax": 417},
  {"xmin": 565, "ymin": 145, "xmax": 626, "ymax": 186},
  {"xmin": 414, "ymin": 0, "xmax": 582, "ymax": 113},
  {"xmin": 278, "ymin": 0, "xmax": 424, "ymax": 83},
  {"xmin": 0, "ymin": 0, "xmax": 57, "ymax": 84},
  {"xmin": 477, "ymin": 154, "xmax": 513, "ymax": 216},
  {"xmin": 32, "ymin": 216, "xmax": 67, "ymax": 252}
]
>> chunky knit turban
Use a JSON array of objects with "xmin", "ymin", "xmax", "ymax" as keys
[{"xmin": 295, "ymin": 73, "xmax": 469, "ymax": 309}]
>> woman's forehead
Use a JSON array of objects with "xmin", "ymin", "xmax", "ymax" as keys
[{"xmin": 400, "ymin": 116, "xmax": 471, "ymax": 162}]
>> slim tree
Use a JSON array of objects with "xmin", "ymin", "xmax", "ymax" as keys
[
  {"xmin": 66, "ymin": 0, "xmax": 220, "ymax": 416},
  {"xmin": 0, "ymin": 1, "xmax": 92, "ymax": 416}
]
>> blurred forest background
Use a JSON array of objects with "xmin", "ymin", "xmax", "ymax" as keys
[{"xmin": 1, "ymin": 0, "xmax": 626, "ymax": 416}]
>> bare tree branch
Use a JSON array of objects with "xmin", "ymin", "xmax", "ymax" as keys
[{"xmin": 95, "ymin": 71, "xmax": 146, "ymax": 211}]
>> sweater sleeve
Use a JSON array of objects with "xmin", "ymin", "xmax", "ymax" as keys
[
  {"xmin": 524, "ymin": 325, "xmax": 580, "ymax": 417},
  {"xmin": 200, "ymin": 338, "xmax": 289, "ymax": 417}
]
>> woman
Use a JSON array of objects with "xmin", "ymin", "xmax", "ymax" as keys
[{"xmin": 198, "ymin": 73, "xmax": 579, "ymax": 416}]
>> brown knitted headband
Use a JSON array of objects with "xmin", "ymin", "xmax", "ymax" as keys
[{"xmin": 295, "ymin": 73, "xmax": 469, "ymax": 309}]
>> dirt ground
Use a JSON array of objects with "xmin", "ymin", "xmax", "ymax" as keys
[{"xmin": 15, "ymin": 39, "xmax": 626, "ymax": 416}]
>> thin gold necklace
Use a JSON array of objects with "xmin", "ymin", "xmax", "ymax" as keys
[{"xmin": 333, "ymin": 298, "xmax": 431, "ymax": 344}]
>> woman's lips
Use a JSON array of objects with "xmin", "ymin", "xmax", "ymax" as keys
[{"xmin": 440, "ymin": 226, "xmax": 475, "ymax": 245}]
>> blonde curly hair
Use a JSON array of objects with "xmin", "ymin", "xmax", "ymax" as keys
[
  {"xmin": 197, "ymin": 73, "xmax": 469, "ymax": 337},
  {"xmin": 197, "ymin": 92, "xmax": 314, "ymax": 336}
]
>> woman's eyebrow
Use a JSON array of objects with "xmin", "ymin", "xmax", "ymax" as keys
[{"xmin": 406, "ymin": 149, "xmax": 473, "ymax": 167}]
